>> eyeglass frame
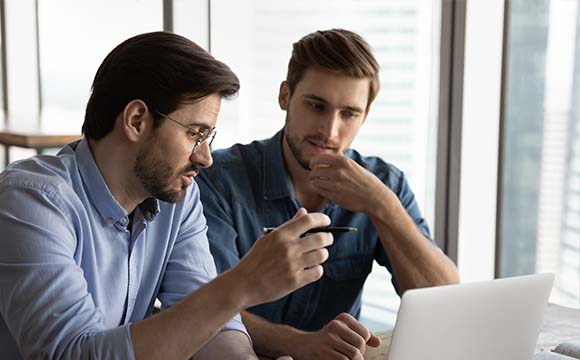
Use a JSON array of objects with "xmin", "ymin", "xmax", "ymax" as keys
[{"xmin": 156, "ymin": 111, "xmax": 217, "ymax": 152}]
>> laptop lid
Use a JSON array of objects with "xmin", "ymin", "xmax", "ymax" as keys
[{"xmin": 386, "ymin": 273, "xmax": 555, "ymax": 360}]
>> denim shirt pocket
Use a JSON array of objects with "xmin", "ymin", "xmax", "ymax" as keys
[
  {"xmin": 314, "ymin": 254, "xmax": 374, "ymax": 323},
  {"xmin": 323, "ymin": 253, "xmax": 373, "ymax": 281}
]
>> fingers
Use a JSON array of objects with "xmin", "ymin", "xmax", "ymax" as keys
[
  {"xmin": 309, "ymin": 178, "xmax": 335, "ymax": 195},
  {"xmin": 309, "ymin": 167, "xmax": 336, "ymax": 182},
  {"xmin": 300, "ymin": 247, "xmax": 330, "ymax": 269},
  {"xmin": 292, "ymin": 207, "xmax": 308, "ymax": 219},
  {"xmin": 299, "ymin": 232, "xmax": 334, "ymax": 254},
  {"xmin": 335, "ymin": 313, "xmax": 372, "ymax": 344},
  {"xmin": 310, "ymin": 153, "xmax": 343, "ymax": 168},
  {"xmin": 299, "ymin": 265, "xmax": 324, "ymax": 285},
  {"xmin": 325, "ymin": 320, "xmax": 365, "ymax": 359},
  {"xmin": 366, "ymin": 333, "xmax": 382, "ymax": 348},
  {"xmin": 276, "ymin": 211, "xmax": 331, "ymax": 238},
  {"xmin": 323, "ymin": 313, "xmax": 377, "ymax": 358}
]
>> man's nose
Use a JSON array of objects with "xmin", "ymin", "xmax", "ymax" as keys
[
  {"xmin": 191, "ymin": 142, "xmax": 213, "ymax": 169},
  {"xmin": 318, "ymin": 112, "xmax": 341, "ymax": 139}
]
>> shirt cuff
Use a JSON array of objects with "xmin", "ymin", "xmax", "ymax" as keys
[
  {"xmin": 95, "ymin": 323, "xmax": 135, "ymax": 360},
  {"xmin": 223, "ymin": 313, "xmax": 252, "ymax": 346}
]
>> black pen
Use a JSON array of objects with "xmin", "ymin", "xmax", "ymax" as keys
[{"xmin": 263, "ymin": 226, "xmax": 358, "ymax": 234}]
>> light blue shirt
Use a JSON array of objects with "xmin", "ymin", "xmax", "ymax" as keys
[{"xmin": 0, "ymin": 139, "xmax": 247, "ymax": 359}]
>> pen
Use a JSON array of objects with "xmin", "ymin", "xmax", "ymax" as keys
[{"xmin": 263, "ymin": 226, "xmax": 358, "ymax": 234}]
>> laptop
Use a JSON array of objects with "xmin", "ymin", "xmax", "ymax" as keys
[{"xmin": 386, "ymin": 273, "xmax": 555, "ymax": 360}]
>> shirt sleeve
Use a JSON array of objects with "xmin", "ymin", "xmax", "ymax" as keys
[
  {"xmin": 395, "ymin": 171, "xmax": 434, "ymax": 242},
  {"xmin": 0, "ymin": 183, "xmax": 135, "ymax": 359},
  {"xmin": 375, "ymin": 167, "xmax": 438, "ymax": 294},
  {"xmin": 156, "ymin": 183, "xmax": 249, "ymax": 338},
  {"xmin": 195, "ymin": 170, "xmax": 242, "ymax": 274}
]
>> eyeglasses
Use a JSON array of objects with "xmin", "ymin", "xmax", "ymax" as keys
[{"xmin": 157, "ymin": 112, "xmax": 217, "ymax": 153}]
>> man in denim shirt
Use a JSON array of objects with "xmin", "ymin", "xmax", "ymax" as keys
[{"xmin": 196, "ymin": 29, "xmax": 460, "ymax": 359}]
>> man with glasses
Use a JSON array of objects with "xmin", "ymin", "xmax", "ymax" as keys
[
  {"xmin": 196, "ymin": 28, "xmax": 460, "ymax": 359},
  {"xmin": 0, "ymin": 32, "xmax": 332, "ymax": 359}
]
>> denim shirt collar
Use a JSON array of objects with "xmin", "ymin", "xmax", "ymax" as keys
[
  {"xmin": 262, "ymin": 130, "xmax": 297, "ymax": 201},
  {"xmin": 261, "ymin": 130, "xmax": 340, "ymax": 209},
  {"xmin": 71, "ymin": 138, "xmax": 159, "ymax": 226}
]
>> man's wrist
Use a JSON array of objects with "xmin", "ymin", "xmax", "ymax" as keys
[
  {"xmin": 275, "ymin": 326, "xmax": 309, "ymax": 358},
  {"xmin": 218, "ymin": 267, "xmax": 254, "ymax": 312},
  {"xmin": 248, "ymin": 316, "xmax": 308, "ymax": 359},
  {"xmin": 364, "ymin": 184, "xmax": 395, "ymax": 220}
]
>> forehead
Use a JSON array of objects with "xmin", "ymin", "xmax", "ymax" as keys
[
  {"xmin": 293, "ymin": 68, "xmax": 370, "ymax": 109},
  {"xmin": 170, "ymin": 93, "xmax": 222, "ymax": 128}
]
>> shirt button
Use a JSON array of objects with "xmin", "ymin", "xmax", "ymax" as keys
[
  {"xmin": 106, "ymin": 218, "xmax": 114, "ymax": 225},
  {"xmin": 120, "ymin": 217, "xmax": 128, "ymax": 224}
]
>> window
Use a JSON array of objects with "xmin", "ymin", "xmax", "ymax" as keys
[
  {"xmin": 37, "ymin": 0, "xmax": 162, "ymax": 133},
  {"xmin": 209, "ymin": 0, "xmax": 442, "ymax": 330},
  {"xmin": 499, "ymin": 0, "xmax": 580, "ymax": 309}
]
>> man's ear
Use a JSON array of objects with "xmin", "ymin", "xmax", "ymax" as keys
[
  {"xmin": 278, "ymin": 81, "xmax": 290, "ymax": 110},
  {"xmin": 122, "ymin": 100, "xmax": 150, "ymax": 142}
]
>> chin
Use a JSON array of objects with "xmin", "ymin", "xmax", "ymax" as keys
[{"xmin": 157, "ymin": 188, "xmax": 187, "ymax": 204}]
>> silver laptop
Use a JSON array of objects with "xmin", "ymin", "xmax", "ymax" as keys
[{"xmin": 387, "ymin": 273, "xmax": 555, "ymax": 360}]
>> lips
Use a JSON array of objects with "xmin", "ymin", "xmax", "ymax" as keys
[
  {"xmin": 181, "ymin": 174, "xmax": 194, "ymax": 188},
  {"xmin": 178, "ymin": 169, "xmax": 198, "ymax": 188},
  {"xmin": 308, "ymin": 140, "xmax": 338, "ymax": 153}
]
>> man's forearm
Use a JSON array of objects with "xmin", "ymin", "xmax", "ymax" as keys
[
  {"xmin": 131, "ymin": 268, "xmax": 250, "ymax": 360},
  {"xmin": 241, "ymin": 311, "xmax": 304, "ymax": 358},
  {"xmin": 369, "ymin": 188, "xmax": 459, "ymax": 293},
  {"xmin": 193, "ymin": 330, "xmax": 256, "ymax": 360}
]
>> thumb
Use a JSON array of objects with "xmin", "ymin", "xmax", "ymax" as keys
[{"xmin": 292, "ymin": 207, "xmax": 308, "ymax": 219}]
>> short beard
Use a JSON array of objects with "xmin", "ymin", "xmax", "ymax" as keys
[
  {"xmin": 134, "ymin": 142, "xmax": 197, "ymax": 203},
  {"xmin": 285, "ymin": 129, "xmax": 312, "ymax": 171}
]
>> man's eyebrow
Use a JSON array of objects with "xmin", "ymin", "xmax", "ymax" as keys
[
  {"xmin": 303, "ymin": 94, "xmax": 364, "ymax": 113},
  {"xmin": 344, "ymin": 105, "xmax": 364, "ymax": 114},
  {"xmin": 184, "ymin": 121, "xmax": 211, "ymax": 129},
  {"xmin": 303, "ymin": 94, "xmax": 329, "ymax": 104}
]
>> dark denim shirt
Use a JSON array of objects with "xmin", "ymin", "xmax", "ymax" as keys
[{"xmin": 196, "ymin": 130, "xmax": 434, "ymax": 331}]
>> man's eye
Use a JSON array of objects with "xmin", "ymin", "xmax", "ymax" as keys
[
  {"xmin": 310, "ymin": 102, "xmax": 325, "ymax": 112},
  {"xmin": 342, "ymin": 111, "xmax": 358, "ymax": 119},
  {"xmin": 186, "ymin": 130, "xmax": 199, "ymax": 139}
]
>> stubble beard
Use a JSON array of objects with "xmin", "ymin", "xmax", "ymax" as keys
[{"xmin": 133, "ymin": 141, "xmax": 197, "ymax": 204}]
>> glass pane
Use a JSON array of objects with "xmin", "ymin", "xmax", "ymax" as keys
[
  {"xmin": 37, "ymin": 0, "xmax": 162, "ymax": 133},
  {"xmin": 500, "ymin": 0, "xmax": 580, "ymax": 309},
  {"xmin": 173, "ymin": 0, "xmax": 209, "ymax": 50},
  {"xmin": 0, "ymin": 5, "xmax": 4, "ymax": 168},
  {"xmin": 210, "ymin": 0, "xmax": 441, "ymax": 330}
]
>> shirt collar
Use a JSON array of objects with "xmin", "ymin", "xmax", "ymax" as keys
[
  {"xmin": 261, "ymin": 130, "xmax": 344, "ymax": 209},
  {"xmin": 74, "ymin": 138, "xmax": 160, "ymax": 225},
  {"xmin": 262, "ymin": 130, "xmax": 296, "ymax": 200},
  {"xmin": 138, "ymin": 198, "xmax": 160, "ymax": 221}
]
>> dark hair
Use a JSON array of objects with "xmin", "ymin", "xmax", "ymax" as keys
[
  {"xmin": 286, "ymin": 29, "xmax": 380, "ymax": 108},
  {"xmin": 82, "ymin": 31, "xmax": 240, "ymax": 140}
]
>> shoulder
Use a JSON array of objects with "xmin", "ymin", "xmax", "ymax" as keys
[
  {"xmin": 210, "ymin": 139, "xmax": 267, "ymax": 169},
  {"xmin": 0, "ymin": 155, "xmax": 83, "ymax": 241},
  {"xmin": 0, "ymin": 154, "xmax": 80, "ymax": 203},
  {"xmin": 346, "ymin": 148, "xmax": 406, "ymax": 188},
  {"xmin": 198, "ymin": 139, "xmax": 267, "ymax": 190}
]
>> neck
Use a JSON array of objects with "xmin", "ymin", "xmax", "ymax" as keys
[
  {"xmin": 281, "ymin": 134, "xmax": 325, "ymax": 211},
  {"xmin": 89, "ymin": 137, "xmax": 145, "ymax": 213}
]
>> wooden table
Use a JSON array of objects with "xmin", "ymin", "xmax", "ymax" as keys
[
  {"xmin": 364, "ymin": 303, "xmax": 580, "ymax": 360},
  {"xmin": 0, "ymin": 129, "xmax": 80, "ymax": 166}
]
